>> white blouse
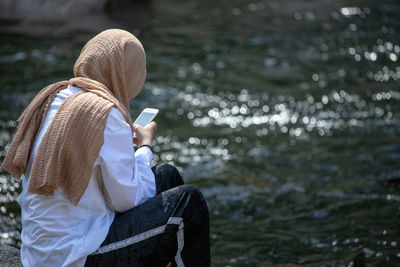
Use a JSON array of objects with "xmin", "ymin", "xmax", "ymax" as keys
[{"xmin": 18, "ymin": 85, "xmax": 156, "ymax": 267}]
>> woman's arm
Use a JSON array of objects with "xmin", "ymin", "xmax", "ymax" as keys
[{"xmin": 96, "ymin": 108, "xmax": 156, "ymax": 212}]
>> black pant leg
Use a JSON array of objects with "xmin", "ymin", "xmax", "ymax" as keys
[
  {"xmin": 177, "ymin": 186, "xmax": 211, "ymax": 267},
  {"xmin": 85, "ymin": 184, "xmax": 210, "ymax": 267},
  {"xmin": 152, "ymin": 163, "xmax": 185, "ymax": 194}
]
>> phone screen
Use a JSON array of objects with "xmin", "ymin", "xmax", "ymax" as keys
[{"xmin": 134, "ymin": 112, "xmax": 155, "ymax": 127}]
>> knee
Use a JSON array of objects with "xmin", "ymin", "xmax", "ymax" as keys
[
  {"xmin": 181, "ymin": 184, "xmax": 203, "ymax": 198},
  {"xmin": 158, "ymin": 163, "xmax": 179, "ymax": 176},
  {"xmin": 157, "ymin": 163, "xmax": 184, "ymax": 184},
  {"xmin": 181, "ymin": 185, "xmax": 209, "ymax": 215}
]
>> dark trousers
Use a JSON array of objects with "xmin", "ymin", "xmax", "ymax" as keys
[{"xmin": 85, "ymin": 164, "xmax": 210, "ymax": 266}]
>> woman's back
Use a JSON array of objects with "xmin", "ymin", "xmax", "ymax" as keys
[{"xmin": 18, "ymin": 86, "xmax": 115, "ymax": 266}]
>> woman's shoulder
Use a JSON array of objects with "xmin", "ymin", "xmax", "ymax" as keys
[
  {"xmin": 60, "ymin": 85, "xmax": 130, "ymax": 132},
  {"xmin": 106, "ymin": 107, "xmax": 131, "ymax": 133},
  {"xmin": 59, "ymin": 84, "xmax": 83, "ymax": 97}
]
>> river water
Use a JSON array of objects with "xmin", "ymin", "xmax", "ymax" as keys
[{"xmin": 1, "ymin": 0, "xmax": 400, "ymax": 265}]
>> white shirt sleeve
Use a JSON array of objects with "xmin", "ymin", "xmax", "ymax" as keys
[{"xmin": 96, "ymin": 108, "xmax": 156, "ymax": 212}]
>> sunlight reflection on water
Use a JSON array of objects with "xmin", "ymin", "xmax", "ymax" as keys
[{"xmin": 1, "ymin": 0, "xmax": 400, "ymax": 265}]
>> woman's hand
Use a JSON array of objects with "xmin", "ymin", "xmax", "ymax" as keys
[{"xmin": 132, "ymin": 121, "xmax": 157, "ymax": 147}]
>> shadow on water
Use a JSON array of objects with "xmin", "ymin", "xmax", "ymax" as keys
[{"xmin": 1, "ymin": 0, "xmax": 400, "ymax": 265}]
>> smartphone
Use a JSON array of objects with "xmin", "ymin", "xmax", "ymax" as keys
[{"xmin": 133, "ymin": 108, "xmax": 159, "ymax": 127}]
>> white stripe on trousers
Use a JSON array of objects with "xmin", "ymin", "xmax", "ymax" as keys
[{"xmin": 90, "ymin": 217, "xmax": 185, "ymax": 267}]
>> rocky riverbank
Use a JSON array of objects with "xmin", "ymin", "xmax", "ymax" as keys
[
  {"xmin": 0, "ymin": 245, "xmax": 21, "ymax": 267},
  {"xmin": 0, "ymin": 0, "xmax": 151, "ymax": 38}
]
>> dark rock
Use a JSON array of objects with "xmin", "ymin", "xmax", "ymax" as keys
[
  {"xmin": 0, "ymin": 0, "xmax": 151, "ymax": 38},
  {"xmin": 0, "ymin": 0, "xmax": 107, "ymax": 19},
  {"xmin": 0, "ymin": 245, "xmax": 22, "ymax": 267}
]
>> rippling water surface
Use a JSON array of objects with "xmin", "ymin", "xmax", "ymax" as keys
[{"xmin": 1, "ymin": 0, "xmax": 400, "ymax": 265}]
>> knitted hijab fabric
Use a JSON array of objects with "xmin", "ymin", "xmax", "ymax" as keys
[{"xmin": 1, "ymin": 29, "xmax": 146, "ymax": 205}]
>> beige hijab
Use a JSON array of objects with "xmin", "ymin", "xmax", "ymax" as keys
[{"xmin": 1, "ymin": 29, "xmax": 146, "ymax": 205}]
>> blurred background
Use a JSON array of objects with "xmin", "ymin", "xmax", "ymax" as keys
[{"xmin": 1, "ymin": 0, "xmax": 400, "ymax": 266}]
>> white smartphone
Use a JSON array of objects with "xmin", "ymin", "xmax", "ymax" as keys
[{"xmin": 133, "ymin": 108, "xmax": 159, "ymax": 127}]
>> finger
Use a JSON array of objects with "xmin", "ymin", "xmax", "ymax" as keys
[
  {"xmin": 132, "ymin": 124, "xmax": 142, "ymax": 131},
  {"xmin": 148, "ymin": 121, "xmax": 157, "ymax": 129}
]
